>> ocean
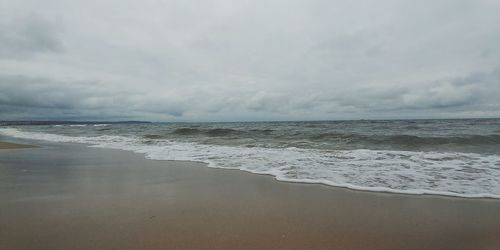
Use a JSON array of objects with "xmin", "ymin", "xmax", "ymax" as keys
[{"xmin": 1, "ymin": 119, "xmax": 500, "ymax": 198}]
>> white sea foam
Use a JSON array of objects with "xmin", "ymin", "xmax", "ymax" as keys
[{"xmin": 1, "ymin": 127, "xmax": 499, "ymax": 199}]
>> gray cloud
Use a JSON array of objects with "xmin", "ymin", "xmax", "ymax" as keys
[
  {"xmin": 0, "ymin": 13, "xmax": 63, "ymax": 59},
  {"xmin": 322, "ymin": 68, "xmax": 500, "ymax": 112},
  {"xmin": 0, "ymin": 75, "xmax": 193, "ymax": 120},
  {"xmin": 1, "ymin": 0, "xmax": 500, "ymax": 121}
]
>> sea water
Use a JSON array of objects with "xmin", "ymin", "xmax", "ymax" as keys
[{"xmin": 1, "ymin": 119, "xmax": 500, "ymax": 198}]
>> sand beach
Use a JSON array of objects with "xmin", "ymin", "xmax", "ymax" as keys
[{"xmin": 1, "ymin": 139, "xmax": 499, "ymax": 249}]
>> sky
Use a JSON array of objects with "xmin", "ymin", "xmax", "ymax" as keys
[{"xmin": 1, "ymin": 0, "xmax": 500, "ymax": 122}]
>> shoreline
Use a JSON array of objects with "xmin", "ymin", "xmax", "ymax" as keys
[
  {"xmin": 2, "ymin": 137, "xmax": 499, "ymax": 200},
  {"xmin": 206, "ymin": 163, "xmax": 500, "ymax": 200}
]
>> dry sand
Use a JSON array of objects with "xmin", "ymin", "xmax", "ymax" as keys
[{"xmin": 0, "ymin": 141, "xmax": 499, "ymax": 249}]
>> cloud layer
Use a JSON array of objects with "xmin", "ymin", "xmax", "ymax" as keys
[{"xmin": 1, "ymin": 0, "xmax": 499, "ymax": 121}]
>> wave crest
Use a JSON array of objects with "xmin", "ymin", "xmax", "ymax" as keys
[
  {"xmin": 172, "ymin": 127, "xmax": 242, "ymax": 137},
  {"xmin": 311, "ymin": 133, "xmax": 500, "ymax": 146}
]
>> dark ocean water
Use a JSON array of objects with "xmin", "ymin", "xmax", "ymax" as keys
[{"xmin": 2, "ymin": 119, "xmax": 500, "ymax": 198}]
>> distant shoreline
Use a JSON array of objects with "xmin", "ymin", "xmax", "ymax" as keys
[
  {"xmin": 0, "ymin": 121, "xmax": 152, "ymax": 126},
  {"xmin": 0, "ymin": 141, "xmax": 37, "ymax": 149},
  {"xmin": 1, "ymin": 117, "xmax": 499, "ymax": 126}
]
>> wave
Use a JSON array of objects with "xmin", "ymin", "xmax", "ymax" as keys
[
  {"xmin": 205, "ymin": 128, "xmax": 241, "ymax": 137},
  {"xmin": 382, "ymin": 134, "xmax": 500, "ymax": 145},
  {"xmin": 172, "ymin": 127, "xmax": 243, "ymax": 137},
  {"xmin": 311, "ymin": 133, "xmax": 500, "ymax": 146},
  {"xmin": 169, "ymin": 128, "xmax": 500, "ymax": 146},
  {"xmin": 143, "ymin": 134, "xmax": 164, "ymax": 139},
  {"xmin": 171, "ymin": 127, "xmax": 202, "ymax": 135},
  {"xmin": 1, "ymin": 127, "xmax": 500, "ymax": 199},
  {"xmin": 310, "ymin": 132, "xmax": 364, "ymax": 142},
  {"xmin": 137, "ymin": 128, "xmax": 273, "ymax": 140}
]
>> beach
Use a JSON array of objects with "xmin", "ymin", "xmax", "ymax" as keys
[
  {"xmin": 0, "ymin": 141, "xmax": 37, "ymax": 149},
  {"xmin": 1, "ymin": 139, "xmax": 500, "ymax": 250}
]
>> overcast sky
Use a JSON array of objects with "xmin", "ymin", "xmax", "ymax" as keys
[{"xmin": 1, "ymin": 0, "xmax": 499, "ymax": 121}]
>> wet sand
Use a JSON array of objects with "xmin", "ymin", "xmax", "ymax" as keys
[
  {"xmin": 0, "ymin": 141, "xmax": 36, "ymax": 149},
  {"xmin": 0, "ymin": 140, "xmax": 499, "ymax": 249}
]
